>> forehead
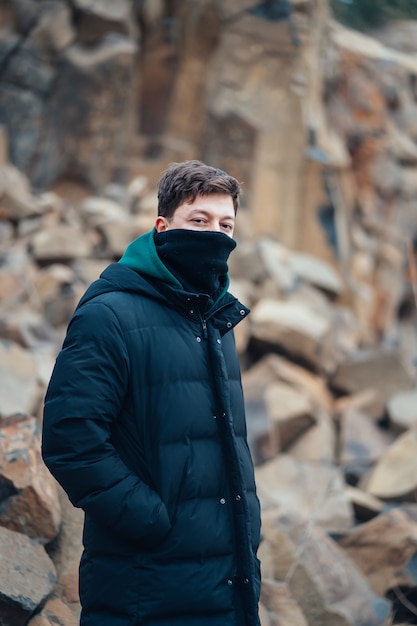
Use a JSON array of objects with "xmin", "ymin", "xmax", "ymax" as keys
[{"xmin": 177, "ymin": 193, "xmax": 235, "ymax": 217}]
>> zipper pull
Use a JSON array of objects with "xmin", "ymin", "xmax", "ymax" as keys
[{"xmin": 202, "ymin": 319, "xmax": 208, "ymax": 339}]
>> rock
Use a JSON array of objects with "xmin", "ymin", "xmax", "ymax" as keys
[
  {"xmin": 31, "ymin": 225, "xmax": 92, "ymax": 263},
  {"xmin": 257, "ymin": 239, "xmax": 295, "ymax": 293},
  {"xmin": 338, "ymin": 409, "xmax": 395, "ymax": 483},
  {"xmin": 250, "ymin": 298, "xmax": 333, "ymax": 371},
  {"xmin": 360, "ymin": 427, "xmax": 417, "ymax": 501},
  {"xmin": 30, "ymin": 36, "xmax": 138, "ymax": 190},
  {"xmin": 260, "ymin": 579, "xmax": 308, "ymax": 626},
  {"xmin": 264, "ymin": 381, "xmax": 315, "ymax": 450},
  {"xmin": 242, "ymin": 354, "xmax": 332, "ymax": 463},
  {"xmin": 262, "ymin": 515, "xmax": 392, "ymax": 626},
  {"xmin": 0, "ymin": 84, "xmax": 44, "ymax": 175},
  {"xmin": 0, "ymin": 340, "xmax": 39, "ymax": 417},
  {"xmin": 28, "ymin": 2, "xmax": 75, "ymax": 57},
  {"xmin": 338, "ymin": 508, "xmax": 417, "ymax": 596},
  {"xmin": 93, "ymin": 218, "xmax": 135, "ymax": 259},
  {"xmin": 286, "ymin": 411, "xmax": 336, "ymax": 464},
  {"xmin": 0, "ymin": 308, "xmax": 59, "ymax": 350},
  {"xmin": 0, "ymin": 163, "xmax": 40, "ymax": 220},
  {"xmin": 228, "ymin": 240, "xmax": 269, "ymax": 285},
  {"xmin": 80, "ymin": 196, "xmax": 129, "ymax": 225},
  {"xmin": 27, "ymin": 597, "xmax": 77, "ymax": 626},
  {"xmin": 0, "ymin": 413, "xmax": 61, "ymax": 542},
  {"xmin": 330, "ymin": 348, "xmax": 414, "ymax": 419},
  {"xmin": 72, "ymin": 259, "xmax": 109, "ymax": 286},
  {"xmin": 255, "ymin": 454, "xmax": 354, "ymax": 533},
  {"xmin": 386, "ymin": 389, "xmax": 417, "ymax": 432},
  {"xmin": 290, "ymin": 251, "xmax": 344, "ymax": 296},
  {"xmin": 345, "ymin": 486, "xmax": 384, "ymax": 522},
  {"xmin": 35, "ymin": 264, "xmax": 76, "ymax": 301},
  {"xmin": 0, "ymin": 525, "xmax": 57, "ymax": 625},
  {"xmin": 74, "ymin": 0, "xmax": 137, "ymax": 45}
]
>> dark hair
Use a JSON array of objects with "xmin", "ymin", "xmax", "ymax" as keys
[{"xmin": 157, "ymin": 160, "xmax": 241, "ymax": 219}]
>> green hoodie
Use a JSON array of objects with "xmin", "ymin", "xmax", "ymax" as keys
[
  {"xmin": 118, "ymin": 228, "xmax": 230, "ymax": 310},
  {"xmin": 118, "ymin": 228, "xmax": 183, "ymax": 289}
]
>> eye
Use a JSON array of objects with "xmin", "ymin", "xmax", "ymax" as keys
[{"xmin": 222, "ymin": 223, "xmax": 233, "ymax": 231}]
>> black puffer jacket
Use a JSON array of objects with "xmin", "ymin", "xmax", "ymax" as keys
[{"xmin": 42, "ymin": 232, "xmax": 261, "ymax": 626}]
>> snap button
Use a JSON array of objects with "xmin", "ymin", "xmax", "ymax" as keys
[
  {"xmin": 243, "ymin": 578, "xmax": 249, "ymax": 584},
  {"xmin": 213, "ymin": 415, "xmax": 217, "ymax": 419},
  {"xmin": 196, "ymin": 337, "xmax": 201, "ymax": 342},
  {"xmin": 216, "ymin": 338, "xmax": 221, "ymax": 344},
  {"xmin": 190, "ymin": 309, "xmax": 194, "ymax": 314},
  {"xmin": 220, "ymin": 498, "xmax": 226, "ymax": 505},
  {"xmin": 226, "ymin": 321, "xmax": 232, "ymax": 328},
  {"xmin": 235, "ymin": 495, "xmax": 241, "ymax": 501},
  {"xmin": 239, "ymin": 309, "xmax": 246, "ymax": 316},
  {"xmin": 227, "ymin": 579, "xmax": 233, "ymax": 586}
]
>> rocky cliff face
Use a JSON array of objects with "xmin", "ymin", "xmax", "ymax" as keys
[{"xmin": 2, "ymin": 1, "xmax": 417, "ymax": 625}]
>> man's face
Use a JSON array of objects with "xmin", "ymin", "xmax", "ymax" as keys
[{"xmin": 155, "ymin": 193, "xmax": 235, "ymax": 237}]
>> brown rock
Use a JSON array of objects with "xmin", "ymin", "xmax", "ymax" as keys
[
  {"xmin": 261, "ymin": 579, "xmax": 308, "ymax": 626},
  {"xmin": 0, "ymin": 413, "xmax": 61, "ymax": 542},
  {"xmin": 262, "ymin": 516, "xmax": 392, "ymax": 626},
  {"xmin": 330, "ymin": 348, "xmax": 414, "ymax": 419},
  {"xmin": 339, "ymin": 508, "xmax": 417, "ymax": 596},
  {"xmin": 255, "ymin": 454, "xmax": 353, "ymax": 533},
  {"xmin": 0, "ymin": 525, "xmax": 57, "ymax": 625},
  {"xmin": 27, "ymin": 597, "xmax": 77, "ymax": 626},
  {"xmin": 264, "ymin": 381, "xmax": 315, "ymax": 450},
  {"xmin": 0, "ymin": 308, "xmax": 58, "ymax": 350},
  {"xmin": 31, "ymin": 225, "xmax": 92, "ymax": 263},
  {"xmin": 250, "ymin": 298, "xmax": 333, "ymax": 371},
  {"xmin": 0, "ymin": 164, "xmax": 40, "ymax": 220},
  {"xmin": 286, "ymin": 411, "xmax": 336, "ymax": 463},
  {"xmin": 360, "ymin": 427, "xmax": 417, "ymax": 501}
]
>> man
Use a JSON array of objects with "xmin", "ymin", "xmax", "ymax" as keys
[{"xmin": 42, "ymin": 160, "xmax": 262, "ymax": 626}]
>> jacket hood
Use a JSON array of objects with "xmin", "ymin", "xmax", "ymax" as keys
[
  {"xmin": 76, "ymin": 229, "xmax": 181, "ymax": 309},
  {"xmin": 118, "ymin": 228, "xmax": 183, "ymax": 289},
  {"xmin": 76, "ymin": 228, "xmax": 244, "ymax": 322}
]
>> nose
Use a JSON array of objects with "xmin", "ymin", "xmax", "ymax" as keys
[{"xmin": 210, "ymin": 221, "xmax": 222, "ymax": 232}]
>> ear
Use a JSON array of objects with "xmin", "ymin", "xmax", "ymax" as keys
[{"xmin": 155, "ymin": 216, "xmax": 169, "ymax": 232}]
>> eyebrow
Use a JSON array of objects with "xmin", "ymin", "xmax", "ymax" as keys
[{"xmin": 189, "ymin": 209, "xmax": 235, "ymax": 221}]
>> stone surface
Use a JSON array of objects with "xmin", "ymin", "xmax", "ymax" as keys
[
  {"xmin": 339, "ymin": 508, "xmax": 417, "ymax": 596},
  {"xmin": 1, "ymin": 4, "xmax": 417, "ymax": 624},
  {"xmin": 361, "ymin": 427, "xmax": 417, "ymax": 501},
  {"xmin": 0, "ymin": 525, "xmax": 57, "ymax": 624},
  {"xmin": 0, "ymin": 413, "xmax": 61, "ymax": 542},
  {"xmin": 260, "ymin": 579, "xmax": 308, "ymax": 626},
  {"xmin": 262, "ymin": 515, "xmax": 392, "ymax": 626},
  {"xmin": 250, "ymin": 298, "xmax": 333, "ymax": 371},
  {"xmin": 386, "ymin": 389, "xmax": 417, "ymax": 432},
  {"xmin": 255, "ymin": 454, "xmax": 354, "ymax": 534},
  {"xmin": 0, "ymin": 340, "xmax": 38, "ymax": 417},
  {"xmin": 27, "ymin": 597, "xmax": 77, "ymax": 626},
  {"xmin": 264, "ymin": 381, "xmax": 315, "ymax": 450},
  {"xmin": 330, "ymin": 349, "xmax": 414, "ymax": 419},
  {"xmin": 339, "ymin": 409, "xmax": 395, "ymax": 482}
]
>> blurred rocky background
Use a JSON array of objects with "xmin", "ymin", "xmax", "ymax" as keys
[{"xmin": 2, "ymin": 0, "xmax": 417, "ymax": 624}]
